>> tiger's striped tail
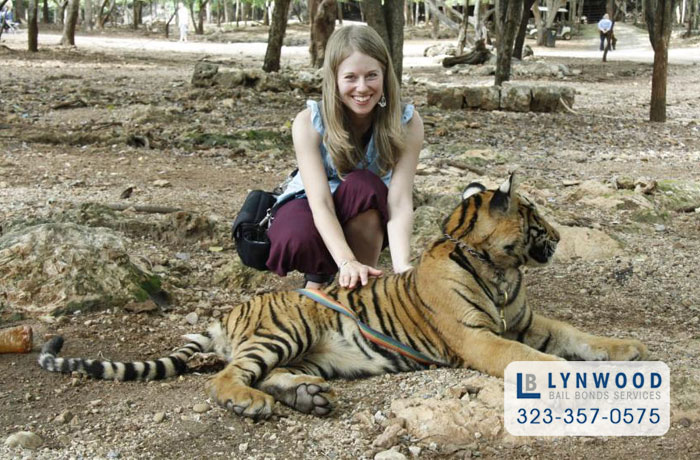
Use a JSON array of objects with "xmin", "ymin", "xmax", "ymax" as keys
[{"xmin": 37, "ymin": 333, "xmax": 214, "ymax": 381}]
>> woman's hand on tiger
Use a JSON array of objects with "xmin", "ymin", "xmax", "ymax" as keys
[{"xmin": 339, "ymin": 260, "xmax": 383, "ymax": 289}]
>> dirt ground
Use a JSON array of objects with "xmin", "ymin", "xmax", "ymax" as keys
[{"xmin": 1, "ymin": 23, "xmax": 700, "ymax": 459}]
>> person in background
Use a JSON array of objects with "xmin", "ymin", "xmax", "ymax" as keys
[
  {"xmin": 177, "ymin": 2, "xmax": 189, "ymax": 42},
  {"xmin": 266, "ymin": 25, "xmax": 424, "ymax": 290},
  {"xmin": 598, "ymin": 13, "xmax": 613, "ymax": 51}
]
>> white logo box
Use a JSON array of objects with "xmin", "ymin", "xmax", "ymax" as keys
[{"xmin": 504, "ymin": 361, "xmax": 670, "ymax": 436}]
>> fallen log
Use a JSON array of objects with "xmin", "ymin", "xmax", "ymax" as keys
[{"xmin": 442, "ymin": 40, "xmax": 492, "ymax": 68}]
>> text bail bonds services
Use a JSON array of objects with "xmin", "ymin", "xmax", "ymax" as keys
[{"xmin": 504, "ymin": 361, "xmax": 670, "ymax": 436}]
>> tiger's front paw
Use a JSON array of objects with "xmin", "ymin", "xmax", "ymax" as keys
[
  {"xmin": 206, "ymin": 376, "xmax": 275, "ymax": 419},
  {"xmin": 604, "ymin": 338, "xmax": 648, "ymax": 361},
  {"xmin": 589, "ymin": 338, "xmax": 648, "ymax": 361}
]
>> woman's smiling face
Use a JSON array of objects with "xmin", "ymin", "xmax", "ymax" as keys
[{"xmin": 336, "ymin": 51, "xmax": 384, "ymax": 122}]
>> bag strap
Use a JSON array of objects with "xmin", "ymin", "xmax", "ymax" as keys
[{"xmin": 296, "ymin": 288, "xmax": 447, "ymax": 367}]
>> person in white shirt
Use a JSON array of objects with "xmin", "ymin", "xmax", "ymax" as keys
[
  {"xmin": 598, "ymin": 14, "xmax": 613, "ymax": 51},
  {"xmin": 177, "ymin": 3, "xmax": 189, "ymax": 42}
]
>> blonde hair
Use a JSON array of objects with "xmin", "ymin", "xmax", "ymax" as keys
[{"xmin": 321, "ymin": 25, "xmax": 405, "ymax": 178}]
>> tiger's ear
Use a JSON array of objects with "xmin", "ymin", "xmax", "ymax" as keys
[
  {"xmin": 462, "ymin": 182, "xmax": 486, "ymax": 200},
  {"xmin": 489, "ymin": 172, "xmax": 520, "ymax": 214}
]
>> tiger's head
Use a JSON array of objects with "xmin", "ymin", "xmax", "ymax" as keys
[{"xmin": 441, "ymin": 172, "xmax": 560, "ymax": 269}]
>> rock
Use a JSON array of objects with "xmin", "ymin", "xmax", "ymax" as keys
[
  {"xmin": 5, "ymin": 431, "xmax": 43, "ymax": 449},
  {"xmin": 0, "ymin": 223, "xmax": 164, "ymax": 316},
  {"xmin": 500, "ymin": 85, "xmax": 531, "ymax": 112},
  {"xmin": 373, "ymin": 423, "xmax": 406, "ymax": 449},
  {"xmin": 191, "ymin": 62, "xmax": 219, "ymax": 87},
  {"xmin": 424, "ymin": 43, "xmax": 457, "ymax": 57},
  {"xmin": 185, "ymin": 312, "xmax": 199, "ymax": 325},
  {"xmin": 153, "ymin": 179, "xmax": 171, "ymax": 188},
  {"xmin": 193, "ymin": 403, "xmax": 210, "ymax": 413},
  {"xmin": 215, "ymin": 68, "xmax": 246, "ymax": 87},
  {"xmin": 530, "ymin": 85, "xmax": 575, "ymax": 112},
  {"xmin": 54, "ymin": 410, "xmax": 74, "ymax": 424},
  {"xmin": 238, "ymin": 442, "xmax": 249, "ymax": 453},
  {"xmin": 124, "ymin": 299, "xmax": 159, "ymax": 313},
  {"xmin": 391, "ymin": 376, "xmax": 520, "ymax": 447},
  {"xmin": 408, "ymin": 446, "xmax": 422, "ymax": 457},
  {"xmin": 153, "ymin": 412, "xmax": 166, "ymax": 423},
  {"xmin": 463, "ymin": 86, "xmax": 500, "ymax": 110},
  {"xmin": 166, "ymin": 212, "xmax": 215, "ymax": 243},
  {"xmin": 213, "ymin": 258, "xmax": 270, "ymax": 291},
  {"xmin": 426, "ymin": 85, "xmax": 464, "ymax": 110},
  {"xmin": 374, "ymin": 449, "xmax": 407, "ymax": 460},
  {"xmin": 554, "ymin": 225, "xmax": 623, "ymax": 262}
]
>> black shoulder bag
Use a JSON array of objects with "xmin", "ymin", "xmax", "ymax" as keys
[{"xmin": 231, "ymin": 171, "xmax": 297, "ymax": 271}]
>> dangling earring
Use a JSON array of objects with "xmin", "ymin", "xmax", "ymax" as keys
[{"xmin": 378, "ymin": 94, "xmax": 387, "ymax": 108}]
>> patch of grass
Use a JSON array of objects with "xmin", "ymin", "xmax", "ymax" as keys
[
  {"xmin": 133, "ymin": 275, "xmax": 163, "ymax": 302},
  {"xmin": 656, "ymin": 180, "xmax": 700, "ymax": 211},
  {"xmin": 630, "ymin": 209, "xmax": 669, "ymax": 224}
]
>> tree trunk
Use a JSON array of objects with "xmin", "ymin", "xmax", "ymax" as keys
[
  {"xmin": 15, "ymin": 0, "xmax": 25, "ymax": 24},
  {"xmin": 474, "ymin": 0, "xmax": 482, "ymax": 40},
  {"xmin": 84, "ymin": 0, "xmax": 93, "ymax": 30},
  {"xmin": 309, "ymin": 0, "xmax": 337, "ymax": 68},
  {"xmin": 533, "ymin": 0, "xmax": 545, "ymax": 45},
  {"xmin": 645, "ymin": 0, "xmax": 676, "ymax": 122},
  {"xmin": 42, "ymin": 0, "xmax": 50, "ymax": 23},
  {"xmin": 28, "ymin": 0, "xmax": 39, "ymax": 51},
  {"xmin": 513, "ymin": 0, "xmax": 535, "ymax": 59},
  {"xmin": 495, "ymin": 0, "xmax": 524, "ymax": 86},
  {"xmin": 263, "ymin": 0, "xmax": 292, "ymax": 72},
  {"xmin": 457, "ymin": 0, "xmax": 470, "ymax": 54},
  {"xmin": 363, "ymin": 0, "xmax": 405, "ymax": 84},
  {"xmin": 98, "ymin": 0, "xmax": 116, "ymax": 28},
  {"xmin": 544, "ymin": 0, "xmax": 563, "ymax": 29},
  {"xmin": 60, "ymin": 0, "xmax": 80, "ymax": 45},
  {"xmin": 197, "ymin": 0, "xmax": 209, "ymax": 34},
  {"xmin": 132, "ymin": 0, "xmax": 142, "ymax": 29},
  {"xmin": 58, "ymin": 0, "xmax": 68, "ymax": 24}
]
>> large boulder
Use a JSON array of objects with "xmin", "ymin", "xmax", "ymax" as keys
[
  {"xmin": 0, "ymin": 223, "xmax": 164, "ymax": 316},
  {"xmin": 554, "ymin": 225, "xmax": 623, "ymax": 262}
]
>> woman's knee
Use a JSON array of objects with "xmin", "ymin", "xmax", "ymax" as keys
[{"xmin": 341, "ymin": 170, "xmax": 387, "ymax": 195}]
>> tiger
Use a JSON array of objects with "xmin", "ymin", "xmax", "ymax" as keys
[{"xmin": 38, "ymin": 172, "xmax": 648, "ymax": 419}]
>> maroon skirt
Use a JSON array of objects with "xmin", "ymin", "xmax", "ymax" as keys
[{"xmin": 266, "ymin": 169, "xmax": 389, "ymax": 277}]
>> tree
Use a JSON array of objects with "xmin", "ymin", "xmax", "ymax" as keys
[
  {"xmin": 263, "ymin": 0, "xmax": 293, "ymax": 72},
  {"xmin": 84, "ymin": 0, "xmax": 94, "ymax": 31},
  {"xmin": 309, "ymin": 0, "xmax": 338, "ymax": 68},
  {"xmin": 28, "ymin": 0, "xmax": 40, "ymax": 52},
  {"xmin": 513, "ymin": 0, "xmax": 536, "ymax": 60},
  {"xmin": 494, "ymin": 0, "xmax": 524, "ymax": 86},
  {"xmin": 42, "ymin": 0, "xmax": 50, "ymax": 23},
  {"xmin": 60, "ymin": 0, "xmax": 80, "ymax": 45},
  {"xmin": 362, "ymin": 0, "xmax": 405, "ymax": 84},
  {"xmin": 645, "ymin": 0, "xmax": 677, "ymax": 122}
]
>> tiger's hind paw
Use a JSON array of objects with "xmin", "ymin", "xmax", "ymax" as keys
[
  {"xmin": 260, "ymin": 373, "xmax": 336, "ymax": 416},
  {"xmin": 291, "ymin": 382, "xmax": 335, "ymax": 416}
]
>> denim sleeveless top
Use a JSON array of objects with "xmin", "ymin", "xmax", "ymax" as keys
[{"xmin": 276, "ymin": 100, "xmax": 415, "ymax": 204}]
